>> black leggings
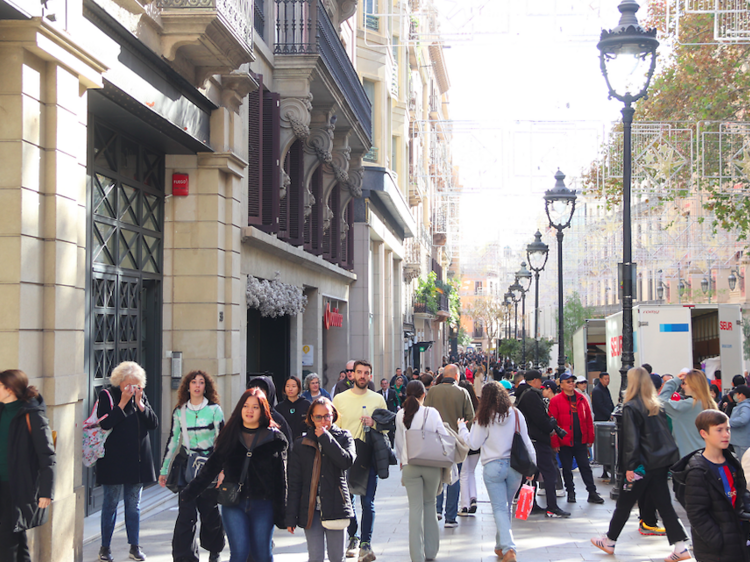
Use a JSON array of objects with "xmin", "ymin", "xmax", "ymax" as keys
[
  {"xmin": 0, "ymin": 481, "xmax": 30, "ymax": 562},
  {"xmin": 607, "ymin": 467, "xmax": 688, "ymax": 544}
]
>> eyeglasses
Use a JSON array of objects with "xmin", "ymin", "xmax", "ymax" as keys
[
  {"xmin": 312, "ymin": 414, "xmax": 333, "ymax": 421},
  {"xmin": 346, "ymin": 369, "xmax": 355, "ymax": 372}
]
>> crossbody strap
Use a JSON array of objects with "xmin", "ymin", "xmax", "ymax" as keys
[
  {"xmin": 513, "ymin": 407, "xmax": 520, "ymax": 435},
  {"xmin": 179, "ymin": 405, "xmax": 191, "ymax": 451},
  {"xmin": 239, "ymin": 431, "xmax": 262, "ymax": 491}
]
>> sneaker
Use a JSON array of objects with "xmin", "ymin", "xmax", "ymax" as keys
[
  {"xmin": 639, "ymin": 520, "xmax": 667, "ymax": 536},
  {"xmin": 458, "ymin": 507, "xmax": 469, "ymax": 517},
  {"xmin": 512, "ymin": 496, "xmax": 518, "ymax": 505},
  {"xmin": 664, "ymin": 548, "xmax": 691, "ymax": 561},
  {"xmin": 546, "ymin": 506, "xmax": 571, "ymax": 518},
  {"xmin": 556, "ymin": 488, "xmax": 565, "ymax": 497},
  {"xmin": 437, "ymin": 513, "xmax": 443, "ymax": 521},
  {"xmin": 590, "ymin": 535, "xmax": 615, "ymax": 555},
  {"xmin": 346, "ymin": 536, "xmax": 359, "ymax": 558},
  {"xmin": 567, "ymin": 491, "xmax": 576, "ymax": 503},
  {"xmin": 444, "ymin": 520, "xmax": 458, "ymax": 528},
  {"xmin": 469, "ymin": 498, "xmax": 477, "ymax": 513},
  {"xmin": 587, "ymin": 492, "xmax": 605, "ymax": 504},
  {"xmin": 530, "ymin": 503, "xmax": 546, "ymax": 515},
  {"xmin": 536, "ymin": 487, "xmax": 546, "ymax": 496},
  {"xmin": 358, "ymin": 542, "xmax": 376, "ymax": 562},
  {"xmin": 98, "ymin": 547, "xmax": 114, "ymax": 562},
  {"xmin": 129, "ymin": 546, "xmax": 146, "ymax": 561}
]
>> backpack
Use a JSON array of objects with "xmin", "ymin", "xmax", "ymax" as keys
[{"xmin": 82, "ymin": 390, "xmax": 114, "ymax": 467}]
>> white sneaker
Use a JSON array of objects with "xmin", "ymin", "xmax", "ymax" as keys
[
  {"xmin": 556, "ymin": 489, "xmax": 565, "ymax": 497},
  {"xmin": 537, "ymin": 488, "xmax": 546, "ymax": 496},
  {"xmin": 346, "ymin": 537, "xmax": 359, "ymax": 558}
]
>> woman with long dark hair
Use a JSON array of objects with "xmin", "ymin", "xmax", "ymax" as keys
[
  {"xmin": 276, "ymin": 376, "xmax": 312, "ymax": 441},
  {"xmin": 457, "ymin": 381, "xmax": 535, "ymax": 562},
  {"xmin": 394, "ymin": 380, "xmax": 450, "ymax": 562},
  {"xmin": 286, "ymin": 397, "xmax": 355, "ymax": 562},
  {"xmin": 0, "ymin": 369, "xmax": 55, "ymax": 562},
  {"xmin": 457, "ymin": 380, "xmax": 480, "ymax": 516},
  {"xmin": 181, "ymin": 388, "xmax": 287, "ymax": 562},
  {"xmin": 591, "ymin": 367, "xmax": 690, "ymax": 562},
  {"xmin": 158, "ymin": 370, "xmax": 225, "ymax": 562}
]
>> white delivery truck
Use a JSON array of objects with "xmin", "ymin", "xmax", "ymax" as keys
[
  {"xmin": 572, "ymin": 319, "xmax": 607, "ymax": 383},
  {"xmin": 605, "ymin": 304, "xmax": 743, "ymax": 396}
]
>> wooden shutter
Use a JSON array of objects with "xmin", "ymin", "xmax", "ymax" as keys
[
  {"xmin": 261, "ymin": 91, "xmax": 280, "ymax": 234},
  {"xmin": 305, "ymin": 166, "xmax": 324, "ymax": 255},
  {"xmin": 286, "ymin": 140, "xmax": 305, "ymax": 246},
  {"xmin": 323, "ymin": 185, "xmax": 340, "ymax": 264},
  {"xmin": 248, "ymin": 76, "xmax": 263, "ymax": 225},
  {"xmin": 340, "ymin": 198, "xmax": 354, "ymax": 270}
]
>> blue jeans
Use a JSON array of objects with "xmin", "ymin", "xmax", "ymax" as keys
[
  {"xmin": 483, "ymin": 459, "xmax": 521, "ymax": 553},
  {"xmin": 221, "ymin": 498, "xmax": 274, "ymax": 562},
  {"xmin": 348, "ymin": 466, "xmax": 377, "ymax": 544},
  {"xmin": 436, "ymin": 462, "xmax": 462, "ymax": 522},
  {"xmin": 100, "ymin": 483, "xmax": 143, "ymax": 548}
]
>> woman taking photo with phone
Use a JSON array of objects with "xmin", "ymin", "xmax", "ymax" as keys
[
  {"xmin": 660, "ymin": 368, "xmax": 718, "ymax": 457},
  {"xmin": 0, "ymin": 369, "xmax": 56, "ymax": 562},
  {"xmin": 159, "ymin": 370, "xmax": 225, "ymax": 562},
  {"xmin": 96, "ymin": 361, "xmax": 159, "ymax": 562},
  {"xmin": 286, "ymin": 397, "xmax": 355, "ymax": 562},
  {"xmin": 181, "ymin": 388, "xmax": 288, "ymax": 562}
]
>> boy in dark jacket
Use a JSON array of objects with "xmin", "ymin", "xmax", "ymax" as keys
[{"xmin": 678, "ymin": 410, "xmax": 750, "ymax": 562}]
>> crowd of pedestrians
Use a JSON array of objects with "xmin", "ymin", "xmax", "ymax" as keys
[{"xmin": 7, "ymin": 354, "xmax": 750, "ymax": 562}]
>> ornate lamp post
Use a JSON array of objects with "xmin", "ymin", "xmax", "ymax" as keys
[
  {"xmin": 526, "ymin": 231, "xmax": 549, "ymax": 369},
  {"xmin": 515, "ymin": 262, "xmax": 533, "ymax": 368},
  {"xmin": 598, "ymin": 0, "xmax": 659, "ymax": 394},
  {"xmin": 544, "ymin": 170, "xmax": 577, "ymax": 376},
  {"xmin": 509, "ymin": 280, "xmax": 522, "ymax": 342},
  {"xmin": 729, "ymin": 268, "xmax": 744, "ymax": 292},
  {"xmin": 503, "ymin": 292, "xmax": 513, "ymax": 340}
]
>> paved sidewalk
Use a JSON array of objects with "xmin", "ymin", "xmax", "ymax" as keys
[{"xmin": 83, "ymin": 466, "xmax": 692, "ymax": 562}]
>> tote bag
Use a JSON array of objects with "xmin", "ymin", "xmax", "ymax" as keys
[
  {"xmin": 405, "ymin": 408, "xmax": 455, "ymax": 469},
  {"xmin": 510, "ymin": 408, "xmax": 537, "ymax": 477}
]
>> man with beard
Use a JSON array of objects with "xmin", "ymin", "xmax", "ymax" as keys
[
  {"xmin": 334, "ymin": 359, "xmax": 376, "ymax": 396},
  {"xmin": 333, "ymin": 360, "xmax": 387, "ymax": 562}
]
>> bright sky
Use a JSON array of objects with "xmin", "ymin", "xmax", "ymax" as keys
[{"xmin": 432, "ymin": 0, "xmax": 643, "ymax": 261}]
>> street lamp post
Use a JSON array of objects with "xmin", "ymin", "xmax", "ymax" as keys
[
  {"xmin": 527, "ymin": 231, "xmax": 549, "ymax": 369},
  {"xmin": 515, "ymin": 262, "xmax": 533, "ymax": 369},
  {"xmin": 729, "ymin": 268, "xmax": 744, "ymax": 292},
  {"xmin": 509, "ymin": 280, "xmax": 522, "ymax": 341},
  {"xmin": 598, "ymin": 0, "xmax": 659, "ymax": 395},
  {"xmin": 702, "ymin": 259, "xmax": 713, "ymax": 303},
  {"xmin": 544, "ymin": 170, "xmax": 577, "ymax": 376}
]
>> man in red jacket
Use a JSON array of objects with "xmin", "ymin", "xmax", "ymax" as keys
[{"xmin": 549, "ymin": 373, "xmax": 605, "ymax": 504}]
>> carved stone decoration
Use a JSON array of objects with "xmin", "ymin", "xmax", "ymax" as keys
[
  {"xmin": 280, "ymin": 94, "xmax": 313, "ymax": 140},
  {"xmin": 346, "ymin": 166, "xmax": 363, "ymax": 198},
  {"xmin": 337, "ymin": 0, "xmax": 357, "ymax": 27},
  {"xmin": 340, "ymin": 215, "xmax": 350, "ymax": 241},
  {"xmin": 219, "ymin": 72, "xmax": 259, "ymax": 113},
  {"xmin": 403, "ymin": 264, "xmax": 421, "ymax": 284},
  {"xmin": 304, "ymin": 186, "xmax": 316, "ymax": 217},
  {"xmin": 280, "ymin": 168, "xmax": 290, "ymax": 200},
  {"xmin": 305, "ymin": 123, "xmax": 335, "ymax": 164},
  {"xmin": 322, "ymin": 203, "xmax": 334, "ymax": 232}
]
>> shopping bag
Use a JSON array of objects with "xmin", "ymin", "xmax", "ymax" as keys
[{"xmin": 514, "ymin": 484, "xmax": 534, "ymax": 520}]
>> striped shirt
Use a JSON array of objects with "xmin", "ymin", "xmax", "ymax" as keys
[{"xmin": 160, "ymin": 402, "xmax": 224, "ymax": 476}]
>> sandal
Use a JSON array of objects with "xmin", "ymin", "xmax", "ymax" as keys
[
  {"xmin": 590, "ymin": 536, "xmax": 615, "ymax": 555},
  {"xmin": 664, "ymin": 548, "xmax": 691, "ymax": 562}
]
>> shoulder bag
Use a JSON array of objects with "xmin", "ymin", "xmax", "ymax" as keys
[
  {"xmin": 82, "ymin": 390, "xmax": 113, "ymax": 468},
  {"xmin": 510, "ymin": 408, "xmax": 537, "ymax": 477},
  {"xmin": 216, "ymin": 430, "xmax": 261, "ymax": 507},
  {"xmin": 180, "ymin": 406, "xmax": 209, "ymax": 482},
  {"xmin": 405, "ymin": 407, "xmax": 456, "ymax": 468}
]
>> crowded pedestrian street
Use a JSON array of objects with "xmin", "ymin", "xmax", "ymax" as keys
[{"xmin": 83, "ymin": 469, "xmax": 691, "ymax": 562}]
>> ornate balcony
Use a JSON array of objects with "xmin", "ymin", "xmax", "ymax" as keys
[{"xmin": 157, "ymin": 0, "xmax": 254, "ymax": 85}]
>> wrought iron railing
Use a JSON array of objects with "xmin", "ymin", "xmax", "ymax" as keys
[{"xmin": 275, "ymin": 0, "xmax": 372, "ymax": 139}]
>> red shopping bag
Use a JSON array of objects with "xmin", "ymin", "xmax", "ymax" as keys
[{"xmin": 515, "ymin": 484, "xmax": 534, "ymax": 520}]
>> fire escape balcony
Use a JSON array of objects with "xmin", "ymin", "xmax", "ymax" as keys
[
  {"xmin": 275, "ymin": 0, "xmax": 373, "ymax": 146},
  {"xmin": 157, "ymin": 0, "xmax": 254, "ymax": 82}
]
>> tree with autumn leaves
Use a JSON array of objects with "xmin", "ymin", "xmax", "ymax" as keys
[{"xmin": 585, "ymin": 0, "xmax": 750, "ymax": 240}]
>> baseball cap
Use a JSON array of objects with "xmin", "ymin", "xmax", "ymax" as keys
[
  {"xmin": 650, "ymin": 374, "xmax": 663, "ymax": 389},
  {"xmin": 500, "ymin": 379, "xmax": 512, "ymax": 390},
  {"xmin": 542, "ymin": 380, "xmax": 559, "ymax": 392},
  {"xmin": 559, "ymin": 373, "xmax": 575, "ymax": 382},
  {"xmin": 576, "ymin": 376, "xmax": 587, "ymax": 384}
]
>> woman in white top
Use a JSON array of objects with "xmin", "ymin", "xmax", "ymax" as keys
[
  {"xmin": 395, "ymin": 380, "xmax": 450, "ymax": 562},
  {"xmin": 458, "ymin": 381, "xmax": 535, "ymax": 562}
]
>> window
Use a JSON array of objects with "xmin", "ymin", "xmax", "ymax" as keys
[
  {"xmin": 364, "ymin": 0, "xmax": 378, "ymax": 30},
  {"xmin": 363, "ymin": 80, "xmax": 377, "ymax": 162},
  {"xmin": 391, "ymin": 136, "xmax": 398, "ymax": 174}
]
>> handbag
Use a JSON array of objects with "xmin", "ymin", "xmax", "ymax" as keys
[
  {"xmin": 405, "ymin": 408, "xmax": 456, "ymax": 469},
  {"xmin": 217, "ymin": 431, "xmax": 259, "ymax": 507},
  {"xmin": 165, "ymin": 445, "xmax": 189, "ymax": 493},
  {"xmin": 180, "ymin": 406, "xmax": 209, "ymax": 483},
  {"xmin": 82, "ymin": 390, "xmax": 114, "ymax": 468},
  {"xmin": 510, "ymin": 408, "xmax": 537, "ymax": 477}
]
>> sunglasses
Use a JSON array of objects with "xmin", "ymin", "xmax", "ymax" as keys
[{"xmin": 346, "ymin": 369, "xmax": 355, "ymax": 372}]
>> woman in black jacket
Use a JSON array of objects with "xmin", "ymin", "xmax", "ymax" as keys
[
  {"xmin": 276, "ymin": 376, "xmax": 312, "ymax": 442},
  {"xmin": 96, "ymin": 361, "xmax": 159, "ymax": 562},
  {"xmin": 0, "ymin": 369, "xmax": 56, "ymax": 562},
  {"xmin": 182, "ymin": 387, "xmax": 287, "ymax": 562},
  {"xmin": 591, "ymin": 367, "xmax": 691, "ymax": 562},
  {"xmin": 286, "ymin": 397, "xmax": 355, "ymax": 562}
]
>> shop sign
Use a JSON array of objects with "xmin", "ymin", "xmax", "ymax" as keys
[
  {"xmin": 324, "ymin": 302, "xmax": 343, "ymax": 329},
  {"xmin": 302, "ymin": 345, "xmax": 314, "ymax": 366}
]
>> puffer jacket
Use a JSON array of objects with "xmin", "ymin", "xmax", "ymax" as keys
[
  {"xmin": 1, "ymin": 396, "xmax": 56, "ymax": 532},
  {"xmin": 182, "ymin": 427, "xmax": 288, "ymax": 529},
  {"xmin": 621, "ymin": 398, "xmax": 680, "ymax": 472},
  {"xmin": 286, "ymin": 426, "xmax": 355, "ymax": 528},
  {"xmin": 674, "ymin": 449, "xmax": 750, "ymax": 562},
  {"xmin": 515, "ymin": 385, "xmax": 555, "ymax": 446}
]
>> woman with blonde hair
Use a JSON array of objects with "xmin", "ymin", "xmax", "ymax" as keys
[
  {"xmin": 97, "ymin": 361, "xmax": 159, "ymax": 562},
  {"xmin": 591, "ymin": 367, "xmax": 689, "ymax": 561},
  {"xmin": 159, "ymin": 370, "xmax": 225, "ymax": 562},
  {"xmin": 659, "ymin": 368, "xmax": 718, "ymax": 457}
]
